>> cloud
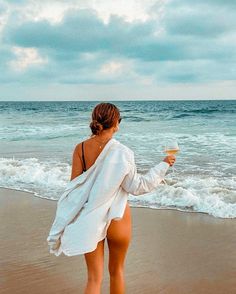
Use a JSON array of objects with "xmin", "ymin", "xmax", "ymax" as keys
[
  {"xmin": 164, "ymin": 0, "xmax": 236, "ymax": 37},
  {"xmin": 0, "ymin": 0, "xmax": 235, "ymax": 92},
  {"xmin": 8, "ymin": 46, "xmax": 48, "ymax": 71},
  {"xmin": 171, "ymin": 0, "xmax": 236, "ymax": 8},
  {"xmin": 100, "ymin": 61, "xmax": 124, "ymax": 75},
  {"xmin": 4, "ymin": 8, "xmax": 155, "ymax": 53}
]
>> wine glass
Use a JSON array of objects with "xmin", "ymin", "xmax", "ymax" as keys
[{"xmin": 164, "ymin": 139, "xmax": 180, "ymax": 176}]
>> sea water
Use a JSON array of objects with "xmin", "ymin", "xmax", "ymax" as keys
[{"xmin": 0, "ymin": 100, "xmax": 235, "ymax": 218}]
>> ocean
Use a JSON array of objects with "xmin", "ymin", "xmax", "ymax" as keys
[{"xmin": 0, "ymin": 100, "xmax": 235, "ymax": 218}]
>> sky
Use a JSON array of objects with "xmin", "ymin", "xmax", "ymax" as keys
[{"xmin": 0, "ymin": 0, "xmax": 236, "ymax": 101}]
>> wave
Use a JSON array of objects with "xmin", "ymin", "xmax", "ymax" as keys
[
  {"xmin": 0, "ymin": 157, "xmax": 235, "ymax": 219},
  {"xmin": 172, "ymin": 113, "xmax": 192, "ymax": 119},
  {"xmin": 128, "ymin": 176, "xmax": 236, "ymax": 219},
  {"xmin": 0, "ymin": 157, "xmax": 70, "ymax": 200},
  {"xmin": 121, "ymin": 115, "xmax": 152, "ymax": 122},
  {"xmin": 0, "ymin": 124, "xmax": 87, "ymax": 141}
]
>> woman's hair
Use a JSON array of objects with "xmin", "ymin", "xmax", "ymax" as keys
[{"xmin": 90, "ymin": 102, "xmax": 121, "ymax": 136}]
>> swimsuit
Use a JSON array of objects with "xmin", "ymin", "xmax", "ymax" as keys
[{"xmin": 81, "ymin": 141, "xmax": 87, "ymax": 172}]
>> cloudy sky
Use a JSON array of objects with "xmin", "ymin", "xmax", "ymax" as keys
[{"xmin": 0, "ymin": 0, "xmax": 236, "ymax": 101}]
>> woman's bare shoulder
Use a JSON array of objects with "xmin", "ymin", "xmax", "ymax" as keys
[
  {"xmin": 73, "ymin": 137, "xmax": 92, "ymax": 151},
  {"xmin": 72, "ymin": 141, "xmax": 87, "ymax": 161},
  {"xmin": 73, "ymin": 142, "xmax": 82, "ymax": 153}
]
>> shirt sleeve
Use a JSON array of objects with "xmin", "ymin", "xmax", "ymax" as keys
[{"xmin": 121, "ymin": 150, "xmax": 170, "ymax": 196}]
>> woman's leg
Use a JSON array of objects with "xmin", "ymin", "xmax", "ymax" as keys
[
  {"xmin": 106, "ymin": 203, "xmax": 132, "ymax": 294},
  {"xmin": 84, "ymin": 238, "xmax": 105, "ymax": 294}
]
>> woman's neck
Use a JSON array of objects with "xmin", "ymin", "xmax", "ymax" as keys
[{"xmin": 93, "ymin": 132, "xmax": 113, "ymax": 141}]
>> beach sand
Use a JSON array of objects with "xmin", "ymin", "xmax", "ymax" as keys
[{"xmin": 0, "ymin": 187, "xmax": 235, "ymax": 294}]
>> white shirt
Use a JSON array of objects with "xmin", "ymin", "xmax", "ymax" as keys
[{"xmin": 46, "ymin": 138, "xmax": 169, "ymax": 256}]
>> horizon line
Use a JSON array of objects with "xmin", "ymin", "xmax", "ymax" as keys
[{"xmin": 0, "ymin": 98, "xmax": 236, "ymax": 102}]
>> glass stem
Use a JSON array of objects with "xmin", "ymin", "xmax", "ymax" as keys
[{"xmin": 172, "ymin": 166, "xmax": 176, "ymax": 176}]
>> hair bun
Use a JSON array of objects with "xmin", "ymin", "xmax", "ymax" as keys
[
  {"xmin": 90, "ymin": 119, "xmax": 103, "ymax": 135},
  {"xmin": 89, "ymin": 102, "xmax": 120, "ymax": 137}
]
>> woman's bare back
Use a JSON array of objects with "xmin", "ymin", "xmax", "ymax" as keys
[
  {"xmin": 78, "ymin": 137, "xmax": 105, "ymax": 171},
  {"xmin": 71, "ymin": 137, "xmax": 109, "ymax": 179}
]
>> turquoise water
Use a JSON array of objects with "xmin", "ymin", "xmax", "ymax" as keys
[{"xmin": 0, "ymin": 100, "xmax": 235, "ymax": 218}]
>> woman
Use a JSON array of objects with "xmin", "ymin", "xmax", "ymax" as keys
[{"xmin": 69, "ymin": 102, "xmax": 176, "ymax": 294}]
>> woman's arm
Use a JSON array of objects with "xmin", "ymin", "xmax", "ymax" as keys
[
  {"xmin": 70, "ymin": 144, "xmax": 84, "ymax": 181},
  {"xmin": 121, "ymin": 151, "xmax": 170, "ymax": 196}
]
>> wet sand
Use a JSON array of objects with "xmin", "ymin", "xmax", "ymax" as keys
[{"xmin": 0, "ymin": 187, "xmax": 235, "ymax": 294}]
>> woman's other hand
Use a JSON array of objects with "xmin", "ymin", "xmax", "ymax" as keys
[{"xmin": 163, "ymin": 155, "xmax": 176, "ymax": 166}]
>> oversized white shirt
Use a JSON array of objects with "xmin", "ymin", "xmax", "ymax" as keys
[{"xmin": 46, "ymin": 138, "xmax": 169, "ymax": 256}]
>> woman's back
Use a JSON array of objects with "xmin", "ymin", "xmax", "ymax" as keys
[{"xmin": 71, "ymin": 137, "xmax": 111, "ymax": 180}]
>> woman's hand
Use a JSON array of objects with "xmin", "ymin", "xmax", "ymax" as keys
[{"xmin": 163, "ymin": 155, "xmax": 176, "ymax": 166}]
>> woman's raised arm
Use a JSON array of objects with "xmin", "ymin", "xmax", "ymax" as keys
[{"xmin": 121, "ymin": 151, "xmax": 171, "ymax": 196}]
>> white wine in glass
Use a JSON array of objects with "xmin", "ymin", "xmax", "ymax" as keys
[
  {"xmin": 164, "ymin": 140, "xmax": 180, "ymax": 176},
  {"xmin": 165, "ymin": 149, "xmax": 179, "ymax": 155}
]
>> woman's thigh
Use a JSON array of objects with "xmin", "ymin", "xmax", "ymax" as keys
[
  {"xmin": 106, "ymin": 203, "xmax": 132, "ymax": 270},
  {"xmin": 84, "ymin": 238, "xmax": 105, "ymax": 281}
]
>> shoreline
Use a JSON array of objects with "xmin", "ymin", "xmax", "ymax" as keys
[
  {"xmin": 0, "ymin": 187, "xmax": 235, "ymax": 293},
  {"xmin": 0, "ymin": 185, "xmax": 232, "ymax": 219}
]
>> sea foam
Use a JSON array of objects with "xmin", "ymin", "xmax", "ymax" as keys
[{"xmin": 1, "ymin": 157, "xmax": 235, "ymax": 218}]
